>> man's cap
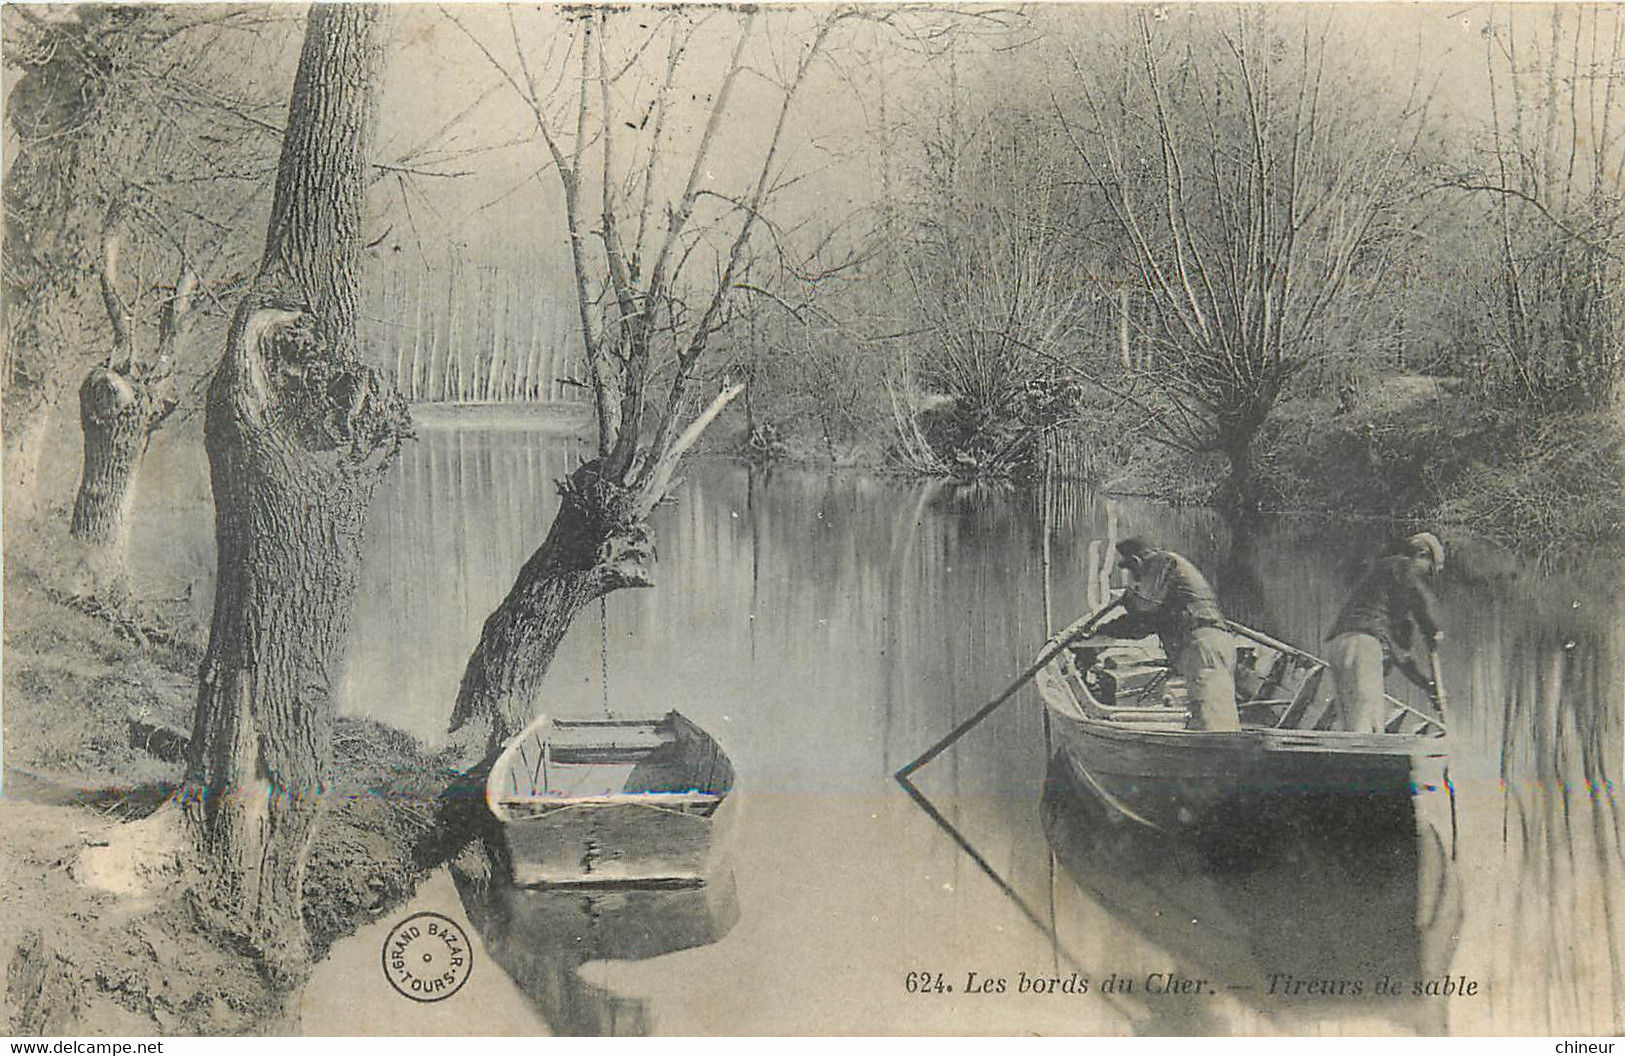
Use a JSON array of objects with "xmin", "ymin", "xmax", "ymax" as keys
[
  {"xmin": 1116, "ymin": 537, "xmax": 1154, "ymax": 561},
  {"xmin": 1406, "ymin": 531, "xmax": 1445, "ymax": 571}
]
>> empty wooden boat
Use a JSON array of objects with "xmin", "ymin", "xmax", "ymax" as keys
[{"xmin": 487, "ymin": 711, "xmax": 736, "ymax": 886}]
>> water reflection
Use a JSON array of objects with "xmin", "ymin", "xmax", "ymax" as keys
[
  {"xmin": 455, "ymin": 870, "xmax": 740, "ymax": 1036},
  {"xmin": 322, "ymin": 429, "xmax": 1622, "ymax": 1035},
  {"xmin": 1039, "ymin": 760, "xmax": 1462, "ymax": 1035}
]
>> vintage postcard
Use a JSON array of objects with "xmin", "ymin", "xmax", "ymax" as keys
[{"xmin": 2, "ymin": 1, "xmax": 1621, "ymax": 1039}]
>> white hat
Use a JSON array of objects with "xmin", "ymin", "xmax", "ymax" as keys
[{"xmin": 1407, "ymin": 532, "xmax": 1444, "ymax": 572}]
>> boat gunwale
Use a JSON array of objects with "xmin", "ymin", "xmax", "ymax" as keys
[
  {"xmin": 493, "ymin": 790, "xmax": 727, "ymax": 812},
  {"xmin": 486, "ymin": 710, "xmax": 735, "ymax": 823},
  {"xmin": 1035, "ymin": 629, "xmax": 1448, "ymax": 757}
]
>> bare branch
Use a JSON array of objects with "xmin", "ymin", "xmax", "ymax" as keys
[
  {"xmin": 99, "ymin": 209, "xmax": 135, "ymax": 371},
  {"xmin": 634, "ymin": 382, "xmax": 745, "ymax": 517}
]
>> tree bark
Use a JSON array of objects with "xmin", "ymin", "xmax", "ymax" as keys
[
  {"xmin": 446, "ymin": 381, "xmax": 740, "ymax": 766},
  {"xmin": 1217, "ymin": 432, "xmax": 1262, "ymax": 514},
  {"xmin": 68, "ymin": 367, "xmax": 162, "ymax": 586},
  {"xmin": 179, "ymin": 3, "xmax": 404, "ymax": 986},
  {"xmin": 3, "ymin": 385, "xmax": 57, "ymax": 524}
]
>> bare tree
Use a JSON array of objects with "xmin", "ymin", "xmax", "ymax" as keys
[
  {"xmin": 1055, "ymin": 9, "xmax": 1429, "ymax": 509},
  {"xmin": 1450, "ymin": 7, "xmax": 1625, "ymax": 412},
  {"xmin": 3, "ymin": 6, "xmax": 292, "ymax": 524},
  {"xmin": 443, "ymin": 6, "xmax": 858, "ymax": 754},
  {"xmin": 179, "ymin": 4, "xmax": 407, "ymax": 984},
  {"xmin": 892, "ymin": 101, "xmax": 1095, "ymax": 479},
  {"xmin": 67, "ymin": 207, "xmax": 197, "ymax": 590}
]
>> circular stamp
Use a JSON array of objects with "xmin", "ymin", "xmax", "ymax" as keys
[{"xmin": 380, "ymin": 911, "xmax": 473, "ymax": 1003}]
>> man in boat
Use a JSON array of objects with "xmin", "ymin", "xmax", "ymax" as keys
[
  {"xmin": 1324, "ymin": 532, "xmax": 1446, "ymax": 733},
  {"xmin": 1093, "ymin": 538, "xmax": 1242, "ymax": 732}
]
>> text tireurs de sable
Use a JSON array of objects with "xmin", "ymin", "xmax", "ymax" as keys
[{"xmin": 903, "ymin": 971, "xmax": 1485, "ymax": 998}]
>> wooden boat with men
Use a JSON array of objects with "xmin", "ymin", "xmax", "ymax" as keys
[
  {"xmin": 487, "ymin": 710, "xmax": 737, "ymax": 887},
  {"xmin": 1034, "ymin": 613, "xmax": 1451, "ymax": 849}
]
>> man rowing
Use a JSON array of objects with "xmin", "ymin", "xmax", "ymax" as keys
[
  {"xmin": 1324, "ymin": 532, "xmax": 1446, "ymax": 733},
  {"xmin": 1091, "ymin": 538, "xmax": 1242, "ymax": 732}
]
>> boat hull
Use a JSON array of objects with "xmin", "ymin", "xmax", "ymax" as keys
[
  {"xmin": 488, "ymin": 711, "xmax": 736, "ymax": 887},
  {"xmin": 1036, "ymin": 637, "xmax": 1450, "ymax": 850},
  {"xmin": 503, "ymin": 795, "xmax": 737, "ymax": 887}
]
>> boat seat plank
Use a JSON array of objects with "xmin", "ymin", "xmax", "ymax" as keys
[
  {"xmin": 500, "ymin": 790, "xmax": 726, "ymax": 819},
  {"xmin": 1278, "ymin": 690, "xmax": 1336, "ymax": 732},
  {"xmin": 549, "ymin": 744, "xmax": 663, "ymax": 765},
  {"xmin": 547, "ymin": 724, "xmax": 671, "ymax": 747},
  {"xmin": 552, "ymin": 718, "xmax": 674, "ymax": 729}
]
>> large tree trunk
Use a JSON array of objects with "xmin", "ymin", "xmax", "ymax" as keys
[
  {"xmin": 69, "ymin": 367, "xmax": 165, "ymax": 588},
  {"xmin": 2, "ymin": 384, "xmax": 56, "ymax": 524},
  {"xmin": 446, "ymin": 462, "xmax": 654, "ymax": 762},
  {"xmin": 1215, "ymin": 430, "xmax": 1263, "ymax": 515},
  {"xmin": 179, "ymin": 4, "xmax": 404, "ymax": 986}
]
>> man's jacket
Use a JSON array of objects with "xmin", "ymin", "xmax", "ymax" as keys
[
  {"xmin": 1098, "ymin": 550, "xmax": 1226, "ymax": 647},
  {"xmin": 1328, "ymin": 554, "xmax": 1442, "ymax": 656}
]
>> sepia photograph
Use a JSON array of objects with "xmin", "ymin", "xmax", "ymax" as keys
[{"xmin": 1, "ymin": 1, "xmax": 1621, "ymax": 1039}]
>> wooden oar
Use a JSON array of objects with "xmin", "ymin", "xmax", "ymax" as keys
[{"xmin": 894, "ymin": 597, "xmax": 1123, "ymax": 782}]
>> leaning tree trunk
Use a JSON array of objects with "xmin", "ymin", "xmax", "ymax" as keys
[
  {"xmin": 447, "ymin": 462, "xmax": 655, "ymax": 762},
  {"xmin": 445, "ymin": 378, "xmax": 740, "ymax": 769},
  {"xmin": 179, "ymin": 3, "xmax": 405, "ymax": 987}
]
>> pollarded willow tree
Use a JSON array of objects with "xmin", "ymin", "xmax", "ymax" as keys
[
  {"xmin": 443, "ymin": 6, "xmax": 867, "ymax": 757},
  {"xmin": 178, "ymin": 3, "xmax": 408, "ymax": 983},
  {"xmin": 69, "ymin": 209, "xmax": 197, "ymax": 589},
  {"xmin": 3, "ymin": 6, "xmax": 293, "ymax": 531},
  {"xmin": 1053, "ymin": 8, "xmax": 1430, "ymax": 510},
  {"xmin": 893, "ymin": 96, "xmax": 1097, "ymax": 479}
]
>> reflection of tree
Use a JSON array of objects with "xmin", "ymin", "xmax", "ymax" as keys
[
  {"xmin": 1215, "ymin": 513, "xmax": 1269, "ymax": 631},
  {"xmin": 881, "ymin": 481, "xmax": 943, "ymax": 768},
  {"xmin": 1480, "ymin": 615, "xmax": 1624, "ymax": 1033}
]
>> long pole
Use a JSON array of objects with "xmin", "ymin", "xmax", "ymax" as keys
[
  {"xmin": 894, "ymin": 598, "xmax": 1122, "ymax": 782},
  {"xmin": 1429, "ymin": 647, "xmax": 1449, "ymax": 719}
]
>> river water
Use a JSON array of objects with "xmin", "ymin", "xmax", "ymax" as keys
[{"xmin": 149, "ymin": 425, "xmax": 1625, "ymax": 1036}]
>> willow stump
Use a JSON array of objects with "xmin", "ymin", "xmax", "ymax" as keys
[{"xmin": 69, "ymin": 366, "xmax": 174, "ymax": 587}]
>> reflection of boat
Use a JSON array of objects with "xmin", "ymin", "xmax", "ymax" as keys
[
  {"xmin": 487, "ymin": 711, "xmax": 736, "ymax": 886},
  {"xmin": 1034, "ymin": 620, "xmax": 1450, "ymax": 851},
  {"xmin": 1040, "ymin": 761, "xmax": 1463, "ymax": 1031},
  {"xmin": 456, "ymin": 865, "xmax": 741, "ymax": 1036}
]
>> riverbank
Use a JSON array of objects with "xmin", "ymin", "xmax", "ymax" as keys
[
  {"xmin": 1252, "ymin": 387, "xmax": 1621, "ymax": 562},
  {"xmin": 1, "ymin": 530, "xmax": 455, "ymax": 1034},
  {"xmin": 735, "ymin": 379, "xmax": 1624, "ymax": 563}
]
